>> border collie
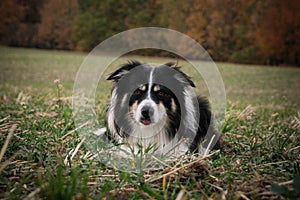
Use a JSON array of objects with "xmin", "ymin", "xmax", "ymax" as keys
[{"xmin": 104, "ymin": 61, "xmax": 220, "ymax": 157}]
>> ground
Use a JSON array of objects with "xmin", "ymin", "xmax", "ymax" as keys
[{"xmin": 0, "ymin": 47, "xmax": 299, "ymax": 199}]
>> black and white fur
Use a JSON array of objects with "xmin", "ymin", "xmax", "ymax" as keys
[{"xmin": 104, "ymin": 61, "xmax": 220, "ymax": 157}]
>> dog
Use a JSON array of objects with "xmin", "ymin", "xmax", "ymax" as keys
[{"xmin": 103, "ymin": 61, "xmax": 220, "ymax": 157}]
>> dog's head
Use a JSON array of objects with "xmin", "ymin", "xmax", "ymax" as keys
[{"xmin": 107, "ymin": 61, "xmax": 196, "ymax": 135}]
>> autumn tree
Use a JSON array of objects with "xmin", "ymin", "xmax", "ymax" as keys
[
  {"xmin": 0, "ymin": 0, "xmax": 43, "ymax": 47},
  {"xmin": 186, "ymin": 0, "xmax": 208, "ymax": 46},
  {"xmin": 37, "ymin": 0, "xmax": 79, "ymax": 50},
  {"xmin": 187, "ymin": 0, "xmax": 258, "ymax": 62},
  {"xmin": 1, "ymin": 0, "xmax": 299, "ymax": 65},
  {"xmin": 252, "ymin": 0, "xmax": 300, "ymax": 65},
  {"xmin": 73, "ymin": 0, "xmax": 129, "ymax": 51}
]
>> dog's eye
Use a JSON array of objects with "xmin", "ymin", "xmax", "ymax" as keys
[
  {"xmin": 134, "ymin": 90, "xmax": 142, "ymax": 95},
  {"xmin": 158, "ymin": 91, "xmax": 169, "ymax": 97}
]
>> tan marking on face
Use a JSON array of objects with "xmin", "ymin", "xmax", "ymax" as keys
[
  {"xmin": 139, "ymin": 85, "xmax": 146, "ymax": 91},
  {"xmin": 130, "ymin": 100, "xmax": 139, "ymax": 120},
  {"xmin": 132, "ymin": 100, "xmax": 138, "ymax": 110},
  {"xmin": 157, "ymin": 101, "xmax": 167, "ymax": 124},
  {"xmin": 153, "ymin": 84, "xmax": 160, "ymax": 92}
]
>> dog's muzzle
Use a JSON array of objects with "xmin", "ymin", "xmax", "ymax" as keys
[{"xmin": 140, "ymin": 106, "xmax": 154, "ymax": 125}]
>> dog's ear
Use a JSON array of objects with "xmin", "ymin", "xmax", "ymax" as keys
[
  {"xmin": 107, "ymin": 60, "xmax": 142, "ymax": 82},
  {"xmin": 174, "ymin": 67, "xmax": 195, "ymax": 87},
  {"xmin": 164, "ymin": 62, "xmax": 195, "ymax": 87},
  {"xmin": 164, "ymin": 62, "xmax": 176, "ymax": 67}
]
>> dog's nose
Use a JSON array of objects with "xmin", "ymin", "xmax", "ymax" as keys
[{"xmin": 141, "ymin": 106, "xmax": 154, "ymax": 120}]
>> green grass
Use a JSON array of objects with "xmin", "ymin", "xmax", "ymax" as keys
[{"xmin": 0, "ymin": 46, "xmax": 299, "ymax": 199}]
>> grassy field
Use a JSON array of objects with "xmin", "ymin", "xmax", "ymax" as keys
[{"xmin": 0, "ymin": 46, "xmax": 299, "ymax": 199}]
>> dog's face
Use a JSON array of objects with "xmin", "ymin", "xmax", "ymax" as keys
[
  {"xmin": 129, "ymin": 83, "xmax": 178, "ymax": 126},
  {"xmin": 107, "ymin": 61, "xmax": 196, "ymax": 138}
]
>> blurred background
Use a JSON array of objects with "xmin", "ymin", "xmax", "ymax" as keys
[
  {"xmin": 0, "ymin": 1, "xmax": 300, "ymax": 199},
  {"xmin": 0, "ymin": 0, "xmax": 299, "ymax": 66}
]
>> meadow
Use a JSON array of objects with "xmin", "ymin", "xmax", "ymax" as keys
[{"xmin": 0, "ymin": 47, "xmax": 299, "ymax": 199}]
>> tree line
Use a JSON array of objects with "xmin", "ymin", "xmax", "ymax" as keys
[{"xmin": 0, "ymin": 0, "xmax": 299, "ymax": 66}]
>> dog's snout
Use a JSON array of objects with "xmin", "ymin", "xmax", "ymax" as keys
[{"xmin": 141, "ymin": 106, "xmax": 154, "ymax": 119}]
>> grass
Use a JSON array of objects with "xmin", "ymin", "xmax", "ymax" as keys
[{"xmin": 0, "ymin": 46, "xmax": 299, "ymax": 199}]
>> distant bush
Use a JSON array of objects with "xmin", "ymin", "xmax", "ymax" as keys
[{"xmin": 0, "ymin": 0, "xmax": 299, "ymax": 66}]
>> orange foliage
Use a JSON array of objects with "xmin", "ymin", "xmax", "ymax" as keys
[{"xmin": 252, "ymin": 0, "xmax": 300, "ymax": 65}]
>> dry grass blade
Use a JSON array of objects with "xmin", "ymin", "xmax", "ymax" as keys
[
  {"xmin": 151, "ymin": 155, "xmax": 171, "ymax": 168},
  {"xmin": 277, "ymin": 180, "xmax": 293, "ymax": 186},
  {"xmin": 164, "ymin": 138, "xmax": 187, "ymax": 155},
  {"xmin": 291, "ymin": 111, "xmax": 300, "ymax": 129},
  {"xmin": 0, "ymin": 124, "xmax": 17, "ymax": 162},
  {"xmin": 0, "ymin": 116, "xmax": 10, "ymax": 123},
  {"xmin": 205, "ymin": 181, "xmax": 225, "ymax": 192},
  {"xmin": 61, "ymin": 121, "xmax": 89, "ymax": 141},
  {"xmin": 24, "ymin": 183, "xmax": 49, "ymax": 200},
  {"xmin": 0, "ymin": 151, "xmax": 19, "ymax": 173},
  {"xmin": 175, "ymin": 190, "xmax": 185, "ymax": 200},
  {"xmin": 288, "ymin": 145, "xmax": 300, "ymax": 152},
  {"xmin": 145, "ymin": 150, "xmax": 219, "ymax": 183},
  {"xmin": 64, "ymin": 137, "xmax": 86, "ymax": 166},
  {"xmin": 255, "ymin": 160, "xmax": 288, "ymax": 167},
  {"xmin": 204, "ymin": 134, "xmax": 216, "ymax": 156},
  {"xmin": 237, "ymin": 105, "xmax": 256, "ymax": 120},
  {"xmin": 236, "ymin": 191, "xmax": 251, "ymax": 200}
]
